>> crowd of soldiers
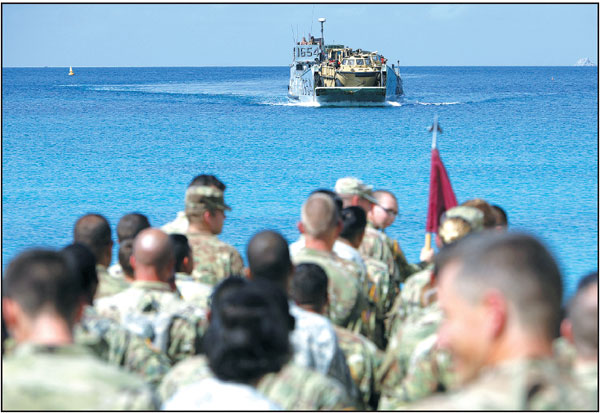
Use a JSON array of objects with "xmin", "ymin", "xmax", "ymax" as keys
[{"xmin": 1, "ymin": 174, "xmax": 597, "ymax": 410}]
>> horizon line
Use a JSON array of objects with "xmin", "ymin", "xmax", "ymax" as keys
[{"xmin": 3, "ymin": 64, "xmax": 598, "ymax": 68}]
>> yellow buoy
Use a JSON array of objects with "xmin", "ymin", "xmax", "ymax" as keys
[{"xmin": 68, "ymin": 66, "xmax": 74, "ymax": 76}]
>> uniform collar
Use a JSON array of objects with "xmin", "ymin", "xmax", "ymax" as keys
[{"xmin": 131, "ymin": 280, "xmax": 173, "ymax": 292}]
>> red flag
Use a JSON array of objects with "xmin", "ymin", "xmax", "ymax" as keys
[{"xmin": 426, "ymin": 148, "xmax": 458, "ymax": 233}]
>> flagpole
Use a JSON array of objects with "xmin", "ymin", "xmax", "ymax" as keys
[{"xmin": 424, "ymin": 115, "xmax": 439, "ymax": 251}]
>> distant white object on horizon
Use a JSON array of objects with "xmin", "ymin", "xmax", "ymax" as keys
[
  {"xmin": 68, "ymin": 66, "xmax": 74, "ymax": 75},
  {"xmin": 575, "ymin": 58, "xmax": 596, "ymax": 67}
]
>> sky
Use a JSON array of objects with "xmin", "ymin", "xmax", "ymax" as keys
[{"xmin": 2, "ymin": 3, "xmax": 598, "ymax": 67}]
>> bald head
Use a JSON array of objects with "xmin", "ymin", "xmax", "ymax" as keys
[
  {"xmin": 247, "ymin": 231, "xmax": 292, "ymax": 291},
  {"xmin": 301, "ymin": 193, "xmax": 340, "ymax": 238},
  {"xmin": 132, "ymin": 228, "xmax": 174, "ymax": 281},
  {"xmin": 73, "ymin": 214, "xmax": 113, "ymax": 266}
]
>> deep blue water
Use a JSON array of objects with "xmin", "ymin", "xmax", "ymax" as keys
[{"xmin": 2, "ymin": 66, "xmax": 597, "ymax": 300}]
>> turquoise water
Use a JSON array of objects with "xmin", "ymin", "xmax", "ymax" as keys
[{"xmin": 2, "ymin": 66, "xmax": 597, "ymax": 299}]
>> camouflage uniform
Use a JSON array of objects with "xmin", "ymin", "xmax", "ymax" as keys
[
  {"xmin": 2, "ymin": 342, "xmax": 158, "ymax": 410},
  {"xmin": 95, "ymin": 263, "xmax": 130, "ymax": 299},
  {"xmin": 289, "ymin": 301, "xmax": 361, "ymax": 405},
  {"xmin": 158, "ymin": 355, "xmax": 356, "ymax": 410},
  {"xmin": 360, "ymin": 223, "xmax": 401, "ymax": 297},
  {"xmin": 381, "ymin": 229, "xmax": 425, "ymax": 281},
  {"xmin": 553, "ymin": 338, "xmax": 597, "ymax": 402},
  {"xmin": 75, "ymin": 306, "xmax": 172, "ymax": 388},
  {"xmin": 405, "ymin": 358, "xmax": 595, "ymax": 410},
  {"xmin": 378, "ymin": 330, "xmax": 454, "ymax": 408},
  {"xmin": 386, "ymin": 265, "xmax": 435, "ymax": 337},
  {"xmin": 363, "ymin": 256, "xmax": 393, "ymax": 349},
  {"xmin": 378, "ymin": 302, "xmax": 445, "ymax": 405},
  {"xmin": 334, "ymin": 325, "xmax": 384, "ymax": 410},
  {"xmin": 186, "ymin": 231, "xmax": 244, "ymax": 285},
  {"xmin": 108, "ymin": 262, "xmax": 125, "ymax": 280},
  {"xmin": 175, "ymin": 272, "xmax": 213, "ymax": 310},
  {"xmin": 292, "ymin": 247, "xmax": 367, "ymax": 329},
  {"xmin": 161, "ymin": 210, "xmax": 189, "ymax": 235},
  {"xmin": 95, "ymin": 280, "xmax": 207, "ymax": 363},
  {"xmin": 573, "ymin": 362, "xmax": 598, "ymax": 402},
  {"xmin": 553, "ymin": 336, "xmax": 577, "ymax": 369}
]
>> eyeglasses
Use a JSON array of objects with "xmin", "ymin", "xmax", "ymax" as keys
[{"xmin": 376, "ymin": 204, "xmax": 398, "ymax": 217}]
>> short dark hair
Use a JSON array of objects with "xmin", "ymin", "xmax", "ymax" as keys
[
  {"xmin": 204, "ymin": 281, "xmax": 292, "ymax": 383},
  {"xmin": 567, "ymin": 271, "xmax": 598, "ymax": 358},
  {"xmin": 462, "ymin": 199, "xmax": 496, "ymax": 229},
  {"xmin": 311, "ymin": 189, "xmax": 343, "ymax": 214},
  {"xmin": 247, "ymin": 230, "xmax": 292, "ymax": 291},
  {"xmin": 290, "ymin": 263, "xmax": 329, "ymax": 313},
  {"xmin": 577, "ymin": 271, "xmax": 598, "ymax": 291},
  {"xmin": 189, "ymin": 174, "xmax": 226, "ymax": 191},
  {"xmin": 73, "ymin": 214, "xmax": 112, "ymax": 261},
  {"xmin": 118, "ymin": 239, "xmax": 135, "ymax": 278},
  {"xmin": 169, "ymin": 234, "xmax": 191, "ymax": 273},
  {"xmin": 339, "ymin": 206, "xmax": 367, "ymax": 244},
  {"xmin": 448, "ymin": 232, "xmax": 563, "ymax": 340},
  {"xmin": 3, "ymin": 249, "xmax": 81, "ymax": 324},
  {"xmin": 491, "ymin": 204, "xmax": 508, "ymax": 227},
  {"xmin": 61, "ymin": 243, "xmax": 98, "ymax": 305},
  {"xmin": 116, "ymin": 213, "xmax": 150, "ymax": 243}
]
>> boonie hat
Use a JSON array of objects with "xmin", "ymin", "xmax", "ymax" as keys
[
  {"xmin": 334, "ymin": 177, "xmax": 378, "ymax": 204},
  {"xmin": 185, "ymin": 186, "xmax": 231, "ymax": 215}
]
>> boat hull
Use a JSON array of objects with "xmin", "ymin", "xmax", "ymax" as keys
[
  {"xmin": 315, "ymin": 87, "xmax": 386, "ymax": 103},
  {"xmin": 288, "ymin": 63, "xmax": 403, "ymax": 104}
]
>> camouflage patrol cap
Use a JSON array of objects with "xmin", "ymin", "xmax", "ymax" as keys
[
  {"xmin": 334, "ymin": 177, "xmax": 378, "ymax": 204},
  {"xmin": 438, "ymin": 206, "xmax": 484, "ymax": 244},
  {"xmin": 443, "ymin": 206, "xmax": 484, "ymax": 231},
  {"xmin": 185, "ymin": 186, "xmax": 231, "ymax": 215}
]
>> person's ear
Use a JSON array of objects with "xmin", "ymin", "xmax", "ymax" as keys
[
  {"xmin": 482, "ymin": 289, "xmax": 508, "ymax": 338},
  {"xmin": 129, "ymin": 254, "xmax": 136, "ymax": 271},
  {"xmin": 297, "ymin": 221, "xmax": 305, "ymax": 234},
  {"xmin": 2, "ymin": 299, "xmax": 19, "ymax": 332},
  {"xmin": 560, "ymin": 319, "xmax": 574, "ymax": 344}
]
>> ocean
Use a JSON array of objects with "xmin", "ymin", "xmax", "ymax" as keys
[{"xmin": 2, "ymin": 66, "xmax": 597, "ymax": 299}]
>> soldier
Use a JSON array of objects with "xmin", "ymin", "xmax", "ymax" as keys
[
  {"xmin": 62, "ymin": 243, "xmax": 171, "ymax": 388},
  {"xmin": 387, "ymin": 205, "xmax": 485, "ymax": 333},
  {"xmin": 335, "ymin": 178, "xmax": 402, "ymax": 291},
  {"xmin": 292, "ymin": 192, "xmax": 367, "ymax": 330},
  {"xmin": 108, "ymin": 213, "xmax": 151, "ymax": 279},
  {"xmin": 289, "ymin": 189, "xmax": 360, "ymax": 267},
  {"xmin": 157, "ymin": 276, "xmax": 355, "ymax": 410},
  {"xmin": 490, "ymin": 203, "xmax": 508, "ymax": 231},
  {"xmin": 161, "ymin": 174, "xmax": 226, "ymax": 235},
  {"xmin": 246, "ymin": 230, "xmax": 360, "ymax": 406},
  {"xmin": 370, "ymin": 190, "xmax": 427, "ymax": 281},
  {"xmin": 290, "ymin": 262, "xmax": 383, "ymax": 410},
  {"xmin": 559, "ymin": 271, "xmax": 598, "ymax": 398},
  {"xmin": 2, "ymin": 249, "xmax": 157, "ymax": 410},
  {"xmin": 74, "ymin": 213, "xmax": 128, "ymax": 299},
  {"xmin": 169, "ymin": 233, "xmax": 213, "ymax": 309},
  {"xmin": 338, "ymin": 206, "xmax": 391, "ymax": 349},
  {"xmin": 95, "ymin": 228, "xmax": 207, "ymax": 364},
  {"xmin": 461, "ymin": 198, "xmax": 497, "ymax": 229},
  {"xmin": 408, "ymin": 232, "xmax": 593, "ymax": 410},
  {"xmin": 180, "ymin": 181, "xmax": 243, "ymax": 285}
]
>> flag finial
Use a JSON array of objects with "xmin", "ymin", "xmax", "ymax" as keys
[{"xmin": 428, "ymin": 115, "xmax": 442, "ymax": 149}]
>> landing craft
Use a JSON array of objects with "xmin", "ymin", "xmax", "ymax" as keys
[{"xmin": 288, "ymin": 18, "xmax": 403, "ymax": 104}]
